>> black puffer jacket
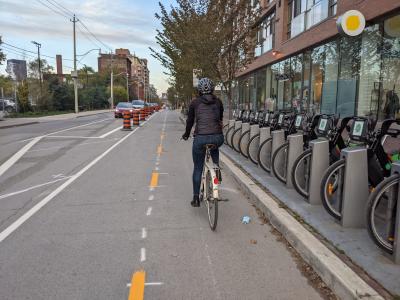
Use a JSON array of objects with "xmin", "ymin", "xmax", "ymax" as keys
[{"xmin": 184, "ymin": 94, "xmax": 224, "ymax": 136}]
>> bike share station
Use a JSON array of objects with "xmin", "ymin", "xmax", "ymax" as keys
[
  {"xmin": 389, "ymin": 162, "xmax": 400, "ymax": 264},
  {"xmin": 221, "ymin": 110, "xmax": 400, "ymax": 295}
]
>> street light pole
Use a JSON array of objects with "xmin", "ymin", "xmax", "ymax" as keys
[
  {"xmin": 71, "ymin": 14, "xmax": 79, "ymax": 113},
  {"xmin": 126, "ymin": 72, "xmax": 129, "ymax": 102}
]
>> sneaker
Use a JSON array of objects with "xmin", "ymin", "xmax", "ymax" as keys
[{"xmin": 191, "ymin": 195, "xmax": 200, "ymax": 207}]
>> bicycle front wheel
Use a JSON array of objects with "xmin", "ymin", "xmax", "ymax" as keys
[
  {"xmin": 320, "ymin": 159, "xmax": 346, "ymax": 220},
  {"xmin": 366, "ymin": 173, "xmax": 399, "ymax": 254},
  {"xmin": 272, "ymin": 142, "xmax": 289, "ymax": 184},
  {"xmin": 247, "ymin": 134, "xmax": 260, "ymax": 165},
  {"xmin": 239, "ymin": 130, "xmax": 250, "ymax": 158},
  {"xmin": 225, "ymin": 126, "xmax": 234, "ymax": 147},
  {"xmin": 205, "ymin": 170, "xmax": 218, "ymax": 231},
  {"xmin": 222, "ymin": 124, "xmax": 229, "ymax": 145},
  {"xmin": 258, "ymin": 138, "xmax": 273, "ymax": 173},
  {"xmin": 231, "ymin": 128, "xmax": 242, "ymax": 153},
  {"xmin": 291, "ymin": 149, "xmax": 312, "ymax": 198}
]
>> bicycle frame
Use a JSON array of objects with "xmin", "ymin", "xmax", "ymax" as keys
[{"xmin": 202, "ymin": 147, "xmax": 220, "ymax": 200}]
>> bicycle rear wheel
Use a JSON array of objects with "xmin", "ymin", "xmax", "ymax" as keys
[
  {"xmin": 272, "ymin": 142, "xmax": 289, "ymax": 184},
  {"xmin": 258, "ymin": 138, "xmax": 273, "ymax": 173},
  {"xmin": 366, "ymin": 173, "xmax": 399, "ymax": 254},
  {"xmin": 320, "ymin": 159, "xmax": 345, "ymax": 220},
  {"xmin": 291, "ymin": 149, "xmax": 312, "ymax": 198},
  {"xmin": 205, "ymin": 170, "xmax": 218, "ymax": 231}
]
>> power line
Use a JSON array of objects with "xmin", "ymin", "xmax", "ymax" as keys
[
  {"xmin": 45, "ymin": 0, "xmax": 74, "ymax": 16},
  {"xmin": 34, "ymin": 0, "xmax": 70, "ymax": 19},
  {"xmin": 78, "ymin": 20, "xmax": 112, "ymax": 51},
  {"xmin": 3, "ymin": 42, "xmax": 74, "ymax": 61},
  {"xmin": 76, "ymin": 23, "xmax": 104, "ymax": 50}
]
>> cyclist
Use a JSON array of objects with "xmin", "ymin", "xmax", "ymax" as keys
[{"xmin": 182, "ymin": 78, "xmax": 224, "ymax": 207}]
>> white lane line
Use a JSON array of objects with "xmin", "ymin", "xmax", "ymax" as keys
[
  {"xmin": 127, "ymin": 282, "xmax": 164, "ymax": 288},
  {"xmin": 0, "ymin": 177, "xmax": 72, "ymax": 200},
  {"xmin": 52, "ymin": 174, "xmax": 64, "ymax": 179},
  {"xmin": 149, "ymin": 187, "xmax": 155, "ymax": 192},
  {"xmin": 142, "ymin": 227, "xmax": 147, "ymax": 239},
  {"xmin": 18, "ymin": 118, "xmax": 112, "ymax": 142},
  {"xmin": 0, "ymin": 113, "xmax": 157, "ymax": 244},
  {"xmin": 99, "ymin": 126, "xmax": 121, "ymax": 138},
  {"xmin": 28, "ymin": 138, "xmax": 119, "ymax": 153},
  {"xmin": 140, "ymin": 247, "xmax": 146, "ymax": 262},
  {"xmin": 46, "ymin": 135, "xmax": 101, "ymax": 139},
  {"xmin": 155, "ymin": 162, "xmax": 159, "ymax": 166},
  {"xmin": 155, "ymin": 167, "xmax": 159, "ymax": 171},
  {"xmin": 146, "ymin": 207, "xmax": 152, "ymax": 216},
  {"xmin": 148, "ymin": 195, "xmax": 154, "ymax": 201},
  {"xmin": 0, "ymin": 136, "xmax": 42, "ymax": 178}
]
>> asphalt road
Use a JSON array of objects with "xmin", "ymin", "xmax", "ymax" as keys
[{"xmin": 0, "ymin": 110, "xmax": 323, "ymax": 299}]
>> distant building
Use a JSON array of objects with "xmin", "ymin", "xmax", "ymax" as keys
[{"xmin": 6, "ymin": 59, "xmax": 27, "ymax": 81}]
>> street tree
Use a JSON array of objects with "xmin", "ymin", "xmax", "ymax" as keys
[
  {"xmin": 0, "ymin": 36, "xmax": 6, "ymax": 65},
  {"xmin": 16, "ymin": 81, "xmax": 30, "ymax": 113},
  {"xmin": 107, "ymin": 85, "xmax": 128, "ymax": 104}
]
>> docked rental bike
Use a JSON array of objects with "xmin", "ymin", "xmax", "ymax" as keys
[
  {"xmin": 199, "ymin": 144, "xmax": 222, "ymax": 231},
  {"xmin": 271, "ymin": 113, "xmax": 320, "ymax": 184},
  {"xmin": 320, "ymin": 117, "xmax": 400, "ymax": 221},
  {"xmin": 366, "ymin": 119, "xmax": 400, "ymax": 254},
  {"xmin": 291, "ymin": 115, "xmax": 352, "ymax": 198}
]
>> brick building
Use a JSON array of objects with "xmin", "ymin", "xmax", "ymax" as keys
[{"xmin": 235, "ymin": 0, "xmax": 400, "ymax": 120}]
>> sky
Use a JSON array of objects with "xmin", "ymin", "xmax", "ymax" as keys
[{"xmin": 0, "ymin": 0, "xmax": 176, "ymax": 94}]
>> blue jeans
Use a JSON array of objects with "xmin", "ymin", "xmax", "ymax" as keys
[{"xmin": 192, "ymin": 134, "xmax": 224, "ymax": 196}]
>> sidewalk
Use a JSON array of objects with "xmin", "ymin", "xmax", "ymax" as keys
[{"xmin": 0, "ymin": 109, "xmax": 112, "ymax": 129}]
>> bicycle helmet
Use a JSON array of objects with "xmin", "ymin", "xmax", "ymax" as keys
[{"xmin": 197, "ymin": 78, "xmax": 214, "ymax": 95}]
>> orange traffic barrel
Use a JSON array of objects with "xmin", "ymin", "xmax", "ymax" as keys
[
  {"xmin": 140, "ymin": 109, "xmax": 145, "ymax": 121},
  {"xmin": 144, "ymin": 107, "xmax": 149, "ymax": 119},
  {"xmin": 122, "ymin": 110, "xmax": 132, "ymax": 131},
  {"xmin": 132, "ymin": 110, "xmax": 140, "ymax": 126}
]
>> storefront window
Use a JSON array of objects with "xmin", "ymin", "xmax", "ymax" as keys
[
  {"xmin": 358, "ymin": 24, "xmax": 382, "ymax": 117},
  {"xmin": 256, "ymin": 68, "xmax": 267, "ymax": 110},
  {"xmin": 380, "ymin": 14, "xmax": 400, "ymax": 119},
  {"xmin": 311, "ymin": 45, "xmax": 324, "ymax": 113},
  {"xmin": 291, "ymin": 55, "xmax": 303, "ymax": 111},
  {"xmin": 271, "ymin": 63, "xmax": 280, "ymax": 109},
  {"xmin": 283, "ymin": 59, "xmax": 292, "ymax": 109},
  {"xmin": 337, "ymin": 35, "xmax": 361, "ymax": 117},
  {"xmin": 321, "ymin": 41, "xmax": 339, "ymax": 114},
  {"xmin": 249, "ymin": 74, "xmax": 256, "ymax": 110},
  {"xmin": 302, "ymin": 51, "xmax": 311, "ymax": 112}
]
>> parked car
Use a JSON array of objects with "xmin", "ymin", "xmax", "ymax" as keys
[
  {"xmin": 114, "ymin": 102, "xmax": 133, "ymax": 118},
  {"xmin": 0, "ymin": 99, "xmax": 16, "ymax": 113}
]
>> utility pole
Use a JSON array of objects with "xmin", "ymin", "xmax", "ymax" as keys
[
  {"xmin": 31, "ymin": 41, "xmax": 42, "ymax": 98},
  {"xmin": 126, "ymin": 72, "xmax": 129, "ymax": 102},
  {"xmin": 71, "ymin": 14, "xmax": 79, "ymax": 113},
  {"xmin": 110, "ymin": 51, "xmax": 114, "ymax": 108}
]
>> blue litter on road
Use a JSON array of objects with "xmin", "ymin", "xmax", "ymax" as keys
[{"xmin": 242, "ymin": 216, "xmax": 251, "ymax": 224}]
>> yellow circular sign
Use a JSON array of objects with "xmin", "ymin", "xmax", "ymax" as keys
[{"xmin": 337, "ymin": 10, "xmax": 366, "ymax": 36}]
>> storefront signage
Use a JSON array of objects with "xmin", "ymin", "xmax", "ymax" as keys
[
  {"xmin": 384, "ymin": 15, "xmax": 400, "ymax": 38},
  {"xmin": 337, "ymin": 10, "xmax": 366, "ymax": 37}
]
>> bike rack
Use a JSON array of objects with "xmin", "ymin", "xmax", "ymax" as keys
[
  {"xmin": 340, "ymin": 147, "xmax": 369, "ymax": 228},
  {"xmin": 308, "ymin": 139, "xmax": 330, "ymax": 205},
  {"xmin": 226, "ymin": 120, "xmax": 235, "ymax": 147},
  {"xmin": 388, "ymin": 162, "xmax": 400, "ymax": 264},
  {"xmin": 259, "ymin": 127, "xmax": 271, "ymax": 144},
  {"xmin": 232, "ymin": 121, "xmax": 242, "ymax": 151},
  {"xmin": 271, "ymin": 130, "xmax": 285, "ymax": 178},
  {"xmin": 248, "ymin": 124, "xmax": 260, "ymax": 159},
  {"xmin": 239, "ymin": 122, "xmax": 251, "ymax": 156},
  {"xmin": 286, "ymin": 134, "xmax": 304, "ymax": 188}
]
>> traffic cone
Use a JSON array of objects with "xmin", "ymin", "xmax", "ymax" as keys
[
  {"xmin": 140, "ymin": 109, "xmax": 146, "ymax": 121},
  {"xmin": 122, "ymin": 110, "xmax": 132, "ymax": 131},
  {"xmin": 133, "ymin": 110, "xmax": 140, "ymax": 126}
]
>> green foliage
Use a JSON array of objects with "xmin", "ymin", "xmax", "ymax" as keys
[
  {"xmin": 28, "ymin": 58, "xmax": 54, "ymax": 79},
  {"xmin": 0, "ymin": 75, "xmax": 14, "ymax": 98},
  {"xmin": 108, "ymin": 85, "xmax": 128, "ymax": 104},
  {"xmin": 0, "ymin": 36, "xmax": 5, "ymax": 65},
  {"xmin": 16, "ymin": 81, "xmax": 30, "ymax": 113}
]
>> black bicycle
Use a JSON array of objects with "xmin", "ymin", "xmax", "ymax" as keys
[
  {"xmin": 239, "ymin": 110, "xmax": 260, "ymax": 158},
  {"xmin": 291, "ymin": 115, "xmax": 352, "ymax": 198},
  {"xmin": 225, "ymin": 109, "xmax": 245, "ymax": 147},
  {"xmin": 320, "ymin": 117, "xmax": 399, "ymax": 221},
  {"xmin": 231, "ymin": 110, "xmax": 251, "ymax": 153}
]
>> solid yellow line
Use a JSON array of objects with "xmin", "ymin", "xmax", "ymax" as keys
[
  {"xmin": 157, "ymin": 145, "xmax": 162, "ymax": 154},
  {"xmin": 128, "ymin": 270, "xmax": 146, "ymax": 300},
  {"xmin": 150, "ymin": 172, "xmax": 159, "ymax": 187}
]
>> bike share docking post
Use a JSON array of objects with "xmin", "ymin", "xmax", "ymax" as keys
[
  {"xmin": 248, "ymin": 124, "xmax": 260, "ymax": 159},
  {"xmin": 240, "ymin": 122, "xmax": 250, "ymax": 156},
  {"xmin": 232, "ymin": 121, "xmax": 242, "ymax": 151},
  {"xmin": 286, "ymin": 134, "xmax": 304, "ymax": 188},
  {"xmin": 340, "ymin": 147, "xmax": 369, "ymax": 228},
  {"xmin": 259, "ymin": 127, "xmax": 271, "ymax": 144},
  {"xmin": 271, "ymin": 130, "xmax": 285, "ymax": 178},
  {"xmin": 389, "ymin": 162, "xmax": 400, "ymax": 264},
  {"xmin": 308, "ymin": 139, "xmax": 330, "ymax": 204}
]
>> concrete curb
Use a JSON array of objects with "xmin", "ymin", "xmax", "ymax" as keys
[
  {"xmin": 220, "ymin": 152, "xmax": 384, "ymax": 300},
  {"xmin": 0, "ymin": 121, "xmax": 39, "ymax": 129}
]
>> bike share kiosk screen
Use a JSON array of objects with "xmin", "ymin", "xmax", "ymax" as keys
[
  {"xmin": 278, "ymin": 114, "xmax": 284, "ymax": 125},
  {"xmin": 295, "ymin": 115, "xmax": 303, "ymax": 129},
  {"xmin": 316, "ymin": 116, "xmax": 332, "ymax": 136},
  {"xmin": 350, "ymin": 118, "xmax": 369, "ymax": 142}
]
